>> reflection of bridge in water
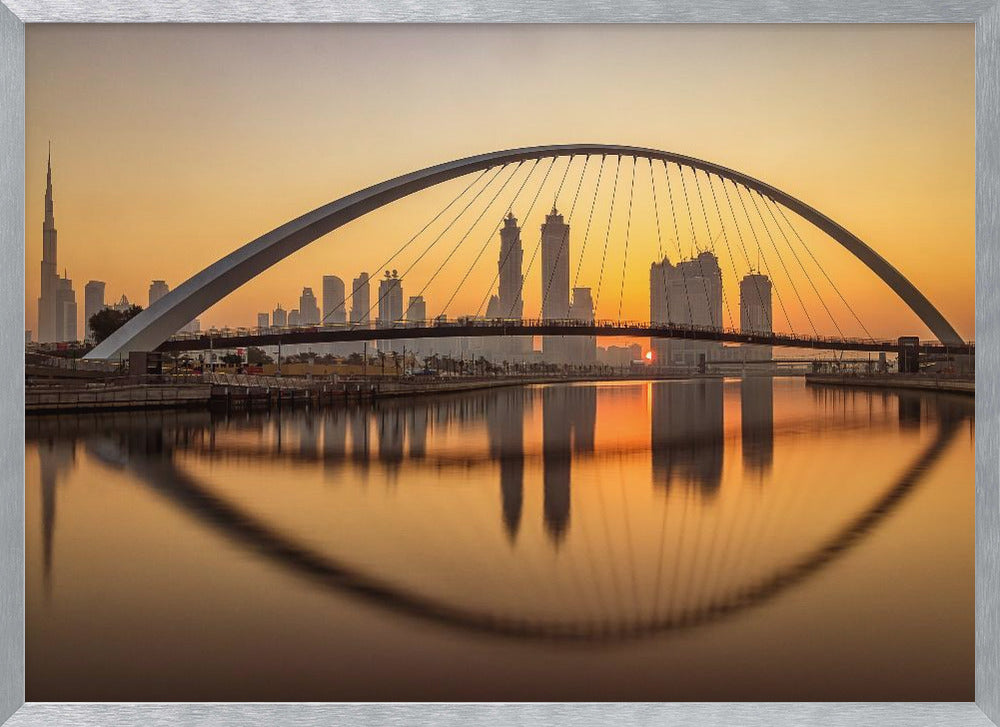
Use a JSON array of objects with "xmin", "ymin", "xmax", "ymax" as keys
[{"xmin": 29, "ymin": 381, "xmax": 971, "ymax": 643}]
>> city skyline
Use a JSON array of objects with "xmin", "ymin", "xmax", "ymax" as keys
[{"xmin": 25, "ymin": 24, "xmax": 974, "ymax": 343}]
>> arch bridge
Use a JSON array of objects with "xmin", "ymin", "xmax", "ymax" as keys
[{"xmin": 85, "ymin": 144, "xmax": 969, "ymax": 361}]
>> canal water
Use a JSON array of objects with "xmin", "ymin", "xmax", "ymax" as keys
[{"xmin": 25, "ymin": 378, "xmax": 974, "ymax": 701}]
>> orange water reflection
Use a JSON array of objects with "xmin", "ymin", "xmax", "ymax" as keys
[{"xmin": 26, "ymin": 378, "xmax": 974, "ymax": 701}]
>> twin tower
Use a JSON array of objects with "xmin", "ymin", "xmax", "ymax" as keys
[{"xmin": 486, "ymin": 208, "xmax": 596, "ymax": 364}]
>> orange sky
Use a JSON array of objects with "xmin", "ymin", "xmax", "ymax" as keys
[{"xmin": 25, "ymin": 24, "xmax": 974, "ymax": 341}]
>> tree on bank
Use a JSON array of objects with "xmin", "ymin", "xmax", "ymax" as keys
[{"xmin": 88, "ymin": 305, "xmax": 144, "ymax": 344}]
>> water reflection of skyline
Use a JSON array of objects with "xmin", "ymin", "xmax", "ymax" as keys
[
  {"xmin": 29, "ymin": 380, "xmax": 973, "ymax": 609},
  {"xmin": 25, "ymin": 381, "xmax": 975, "ymax": 704}
]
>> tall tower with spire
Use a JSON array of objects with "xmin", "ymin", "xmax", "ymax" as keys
[
  {"xmin": 37, "ymin": 145, "xmax": 77, "ymax": 342},
  {"xmin": 498, "ymin": 211, "xmax": 524, "ymax": 319},
  {"xmin": 37, "ymin": 143, "xmax": 60, "ymax": 342}
]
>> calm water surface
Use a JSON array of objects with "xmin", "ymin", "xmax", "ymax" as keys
[{"xmin": 26, "ymin": 378, "xmax": 974, "ymax": 700}]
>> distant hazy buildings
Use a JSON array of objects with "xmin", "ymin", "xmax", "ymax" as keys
[
  {"xmin": 83, "ymin": 281, "xmax": 106, "ymax": 342},
  {"xmin": 257, "ymin": 312, "xmax": 269, "ymax": 329},
  {"xmin": 322, "ymin": 275, "xmax": 347, "ymax": 325},
  {"xmin": 37, "ymin": 148, "xmax": 77, "ymax": 342},
  {"xmin": 650, "ymin": 251, "xmax": 723, "ymax": 370},
  {"xmin": 148, "ymin": 280, "xmax": 169, "ymax": 307},
  {"xmin": 598, "ymin": 343, "xmax": 642, "ymax": 368}
]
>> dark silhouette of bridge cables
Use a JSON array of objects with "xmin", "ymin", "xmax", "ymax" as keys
[
  {"xmin": 406, "ymin": 160, "xmax": 551, "ymax": 322},
  {"xmin": 765, "ymin": 193, "xmax": 875, "ymax": 341},
  {"xmin": 357, "ymin": 162, "xmax": 518, "ymax": 328},
  {"xmin": 746, "ymin": 182, "xmax": 847, "ymax": 339},
  {"xmin": 538, "ymin": 156, "xmax": 590, "ymax": 320},
  {"xmin": 317, "ymin": 165, "xmax": 497, "ymax": 327},
  {"xmin": 735, "ymin": 181, "xmax": 819, "ymax": 338}
]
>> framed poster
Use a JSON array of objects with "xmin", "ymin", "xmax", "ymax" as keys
[{"xmin": 1, "ymin": 3, "xmax": 998, "ymax": 726}]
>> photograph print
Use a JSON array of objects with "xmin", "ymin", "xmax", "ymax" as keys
[{"xmin": 24, "ymin": 24, "xmax": 974, "ymax": 701}]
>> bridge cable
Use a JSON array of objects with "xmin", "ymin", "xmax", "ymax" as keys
[
  {"xmin": 326, "ymin": 165, "xmax": 495, "ymax": 327},
  {"xmin": 678, "ymin": 163, "xmax": 721, "ymax": 329},
  {"xmin": 462, "ymin": 158, "xmax": 557, "ymax": 320},
  {"xmin": 540, "ymin": 156, "xmax": 591, "ymax": 319},
  {"xmin": 436, "ymin": 159, "xmax": 548, "ymax": 319},
  {"xmin": 720, "ymin": 176, "xmax": 796, "ymax": 334},
  {"xmin": 571, "ymin": 155, "xmax": 608, "ymax": 291},
  {"xmin": 738, "ymin": 183, "xmax": 819, "ymax": 337},
  {"xmin": 692, "ymin": 168, "xmax": 736, "ymax": 330},
  {"xmin": 502, "ymin": 157, "xmax": 572, "ymax": 320},
  {"xmin": 704, "ymin": 171, "xmax": 763, "ymax": 333},
  {"xmin": 767, "ymin": 196, "xmax": 874, "ymax": 341},
  {"xmin": 662, "ymin": 161, "xmax": 696, "ymax": 329},
  {"xmin": 506, "ymin": 154, "xmax": 576, "ymax": 319},
  {"xmin": 454, "ymin": 158, "xmax": 553, "ymax": 319},
  {"xmin": 593, "ymin": 155, "xmax": 623, "ymax": 313},
  {"xmin": 647, "ymin": 159, "xmax": 671, "ymax": 324},
  {"xmin": 414, "ymin": 160, "xmax": 547, "ymax": 321},
  {"xmin": 353, "ymin": 163, "xmax": 513, "ymax": 328},
  {"xmin": 616, "ymin": 157, "xmax": 638, "ymax": 323},
  {"xmin": 748, "ymin": 187, "xmax": 845, "ymax": 339}
]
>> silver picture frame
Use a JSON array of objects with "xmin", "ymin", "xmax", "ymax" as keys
[{"xmin": 1, "ymin": 2, "xmax": 997, "ymax": 725}]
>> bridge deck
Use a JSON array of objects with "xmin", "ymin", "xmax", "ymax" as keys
[{"xmin": 156, "ymin": 320, "xmax": 974, "ymax": 356}]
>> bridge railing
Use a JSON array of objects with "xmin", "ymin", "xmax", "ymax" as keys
[{"xmin": 162, "ymin": 317, "xmax": 974, "ymax": 354}]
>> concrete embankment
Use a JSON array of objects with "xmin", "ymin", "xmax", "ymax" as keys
[
  {"xmin": 26, "ymin": 383, "xmax": 213, "ymax": 414},
  {"xmin": 25, "ymin": 372, "xmax": 708, "ymax": 414},
  {"xmin": 805, "ymin": 374, "xmax": 974, "ymax": 395}
]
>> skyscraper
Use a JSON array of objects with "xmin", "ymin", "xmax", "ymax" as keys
[
  {"xmin": 377, "ymin": 270, "xmax": 403, "ymax": 325},
  {"xmin": 257, "ymin": 312, "xmax": 270, "ymax": 329},
  {"xmin": 492, "ymin": 213, "xmax": 532, "ymax": 361},
  {"xmin": 111, "ymin": 293, "xmax": 132, "ymax": 313},
  {"xmin": 272, "ymin": 304, "xmax": 287, "ymax": 327},
  {"xmin": 83, "ymin": 280, "xmax": 106, "ymax": 342},
  {"xmin": 299, "ymin": 287, "xmax": 320, "ymax": 325},
  {"xmin": 406, "ymin": 295, "xmax": 426, "ymax": 323},
  {"xmin": 148, "ymin": 280, "xmax": 170, "ymax": 307},
  {"xmin": 569, "ymin": 287, "xmax": 596, "ymax": 363},
  {"xmin": 498, "ymin": 212, "xmax": 524, "ymax": 319},
  {"xmin": 37, "ymin": 145, "xmax": 60, "ymax": 342},
  {"xmin": 55, "ymin": 274, "xmax": 77, "ymax": 342},
  {"xmin": 322, "ymin": 275, "xmax": 347, "ymax": 325},
  {"xmin": 405, "ymin": 295, "xmax": 427, "ymax": 359},
  {"xmin": 351, "ymin": 272, "xmax": 371, "ymax": 324},
  {"xmin": 740, "ymin": 272, "xmax": 773, "ymax": 361},
  {"xmin": 540, "ymin": 207, "xmax": 571, "ymax": 362},
  {"xmin": 377, "ymin": 270, "xmax": 403, "ymax": 354},
  {"xmin": 650, "ymin": 251, "xmax": 723, "ymax": 370},
  {"xmin": 289, "ymin": 309, "xmax": 302, "ymax": 326}
]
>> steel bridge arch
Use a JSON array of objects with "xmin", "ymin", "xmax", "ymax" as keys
[{"xmin": 85, "ymin": 144, "xmax": 963, "ymax": 360}]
